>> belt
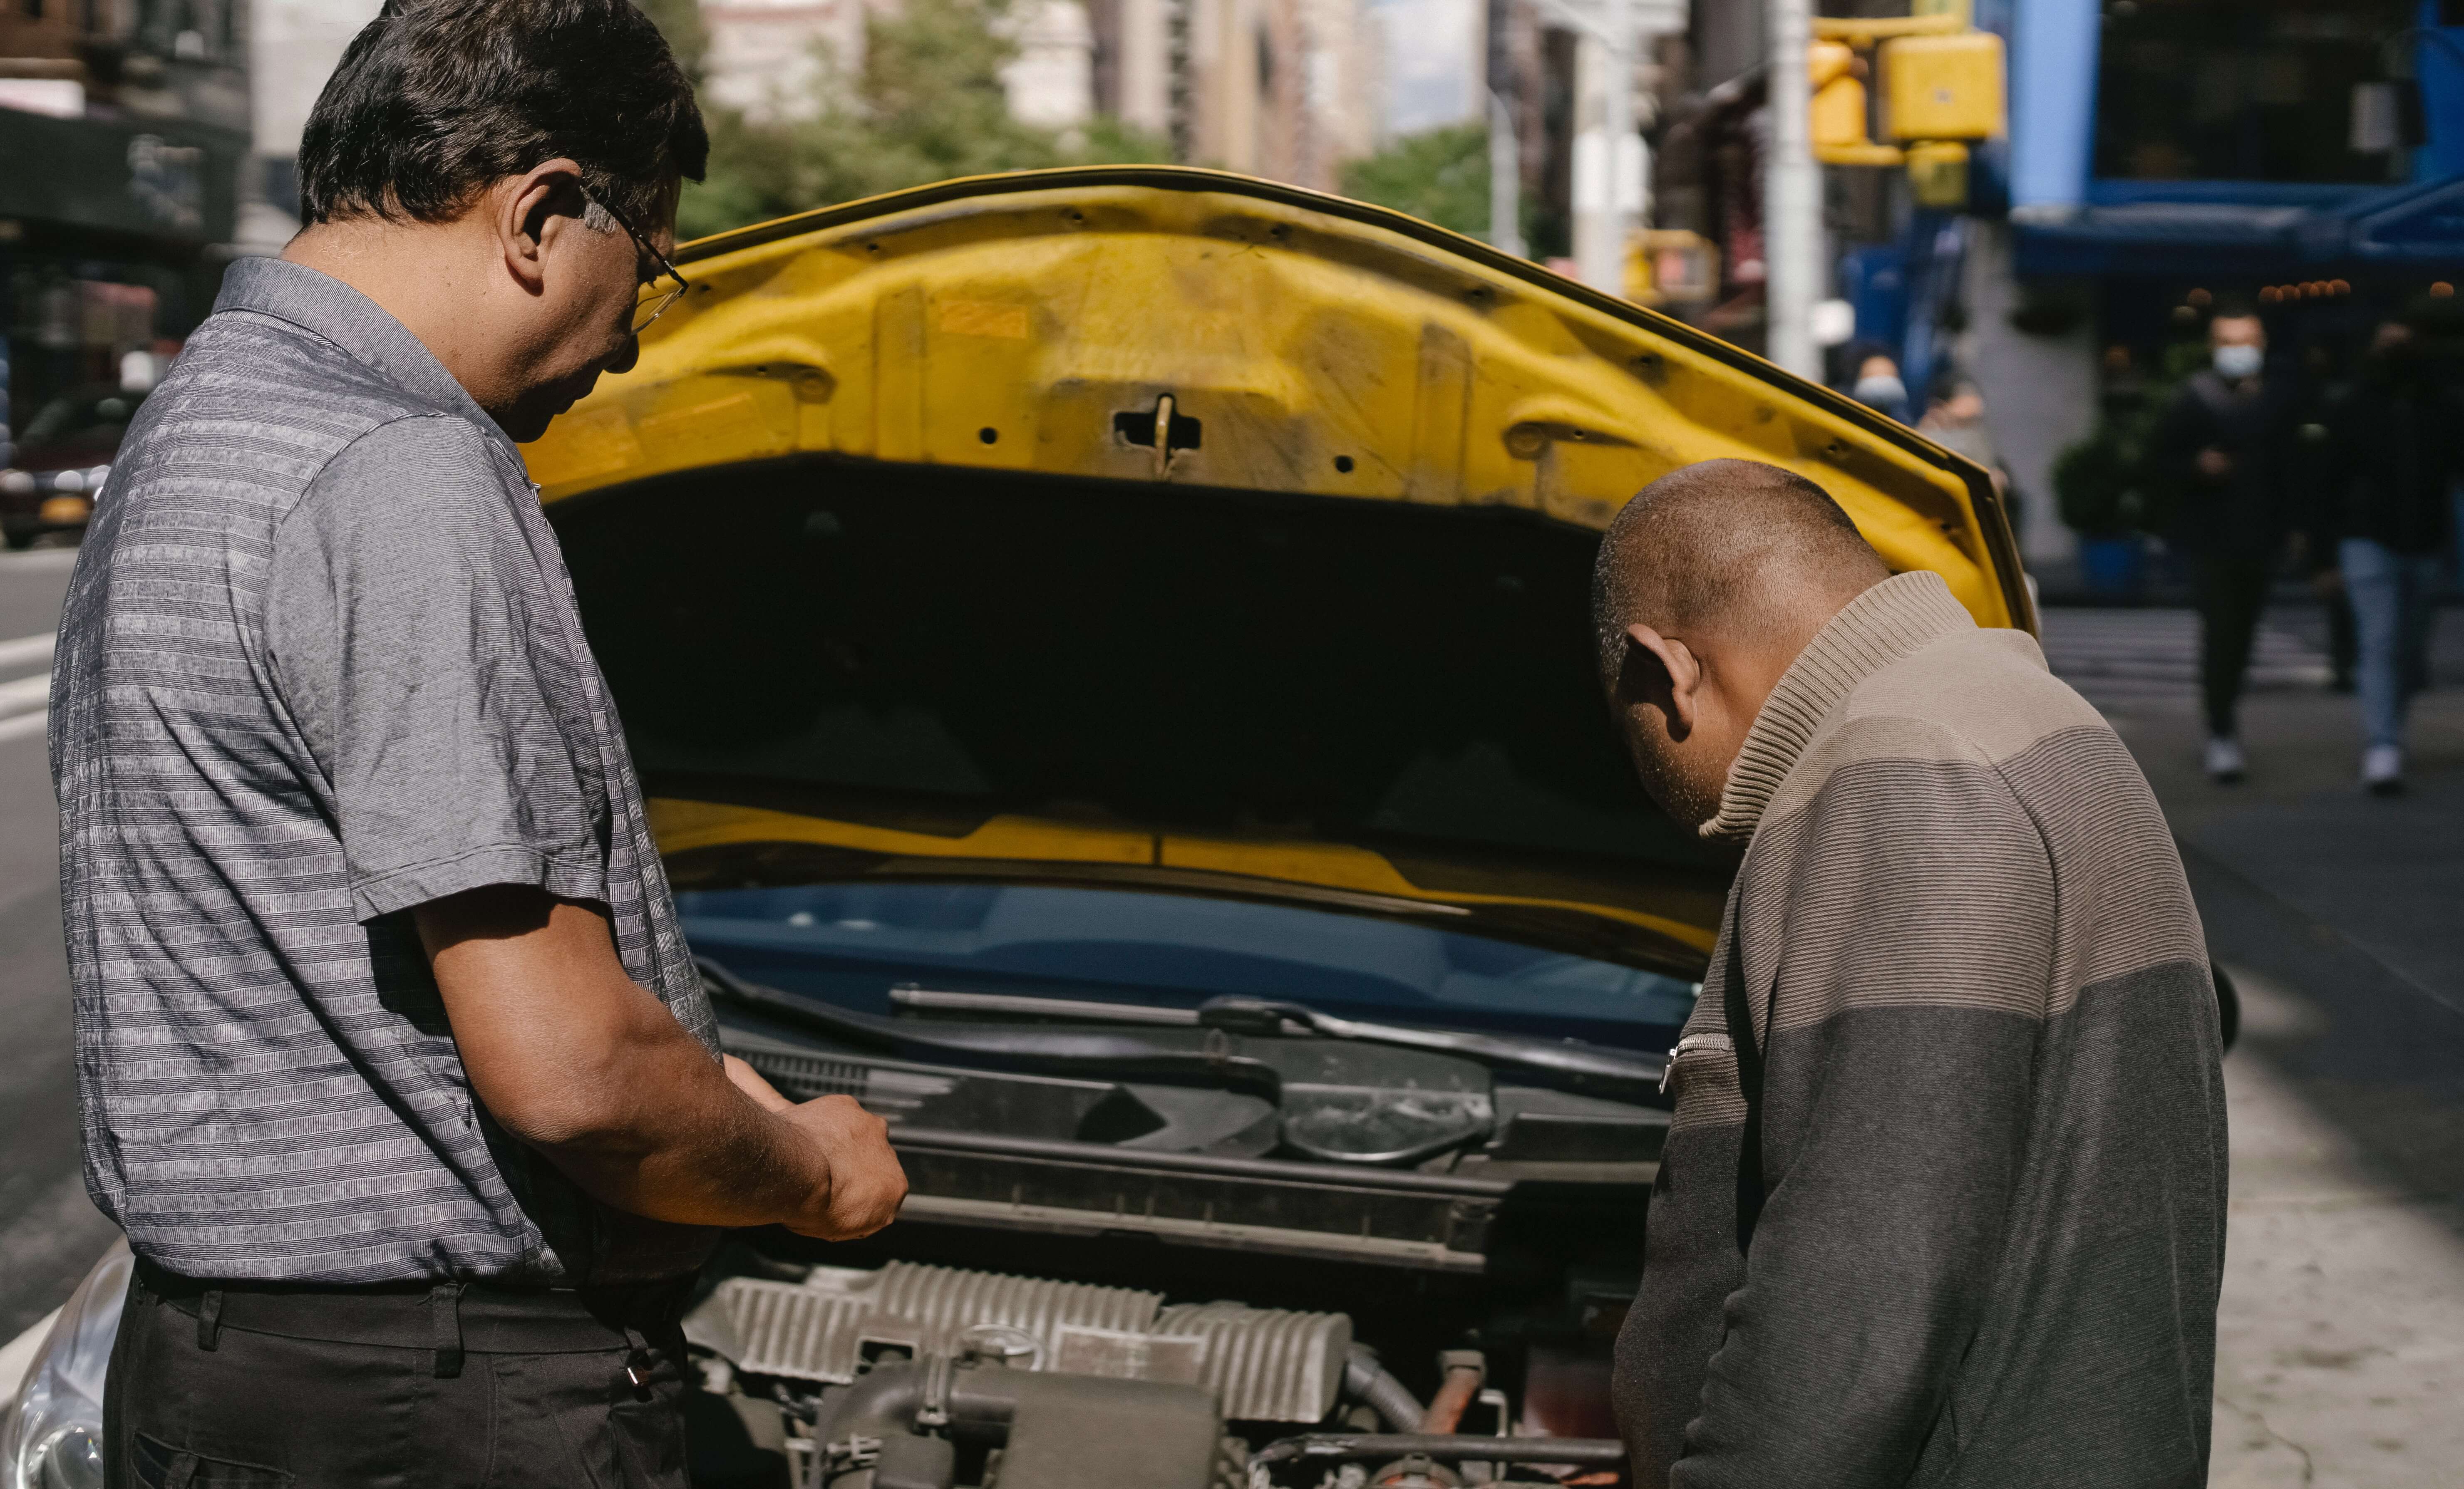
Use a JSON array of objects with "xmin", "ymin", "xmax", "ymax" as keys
[{"xmin": 133, "ymin": 1258, "xmax": 695, "ymax": 1379}]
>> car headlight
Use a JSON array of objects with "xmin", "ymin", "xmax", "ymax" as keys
[
  {"xmin": 0, "ymin": 472, "xmax": 33, "ymax": 498},
  {"xmin": 0, "ymin": 1242, "xmax": 128, "ymax": 1489}
]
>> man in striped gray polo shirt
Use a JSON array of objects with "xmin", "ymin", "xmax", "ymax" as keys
[
  {"xmin": 1595, "ymin": 461, "xmax": 2226, "ymax": 1486},
  {"xmin": 51, "ymin": 3, "xmax": 902, "ymax": 1482}
]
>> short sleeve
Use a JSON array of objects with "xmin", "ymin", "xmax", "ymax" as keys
[{"xmin": 267, "ymin": 414, "xmax": 608, "ymax": 922}]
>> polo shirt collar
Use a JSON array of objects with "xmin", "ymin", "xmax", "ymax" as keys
[
  {"xmin": 212, "ymin": 256, "xmax": 518, "ymax": 459},
  {"xmin": 1700, "ymin": 569, "xmax": 1978, "ymax": 845}
]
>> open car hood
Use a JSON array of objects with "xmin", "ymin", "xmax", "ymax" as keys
[{"xmin": 525, "ymin": 166, "xmax": 2029, "ymax": 969}]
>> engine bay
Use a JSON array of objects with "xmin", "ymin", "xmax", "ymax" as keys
[{"xmin": 691, "ymin": 972, "xmax": 1670, "ymax": 1489}]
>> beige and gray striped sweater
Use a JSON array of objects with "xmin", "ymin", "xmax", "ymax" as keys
[{"xmin": 1612, "ymin": 571, "xmax": 2228, "ymax": 1488}]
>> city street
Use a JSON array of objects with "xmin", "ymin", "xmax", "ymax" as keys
[
  {"xmin": 0, "ymin": 555, "xmax": 2458, "ymax": 1487},
  {"xmin": 0, "ymin": 545, "xmax": 117, "ymax": 1347},
  {"xmin": 2, "ymin": 0, "xmax": 2459, "ymax": 1482},
  {"xmin": 2042, "ymin": 604, "xmax": 2464, "ymax": 1487}
]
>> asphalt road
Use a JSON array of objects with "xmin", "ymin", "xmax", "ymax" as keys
[{"xmin": 0, "ymin": 545, "xmax": 119, "ymax": 1343}]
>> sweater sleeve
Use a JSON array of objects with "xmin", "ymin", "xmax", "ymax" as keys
[{"xmin": 1670, "ymin": 741, "xmax": 2054, "ymax": 1488}]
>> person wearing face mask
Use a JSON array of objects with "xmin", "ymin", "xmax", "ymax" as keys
[
  {"xmin": 2310, "ymin": 317, "xmax": 2464, "ymax": 794},
  {"xmin": 1848, "ymin": 351, "xmax": 1913, "ymax": 424},
  {"xmin": 2146, "ymin": 305, "xmax": 2300, "ymax": 783}
]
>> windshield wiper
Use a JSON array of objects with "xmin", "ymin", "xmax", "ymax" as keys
[
  {"xmin": 888, "ymin": 985, "xmax": 1669, "ymax": 1091},
  {"xmin": 696, "ymin": 957, "xmax": 1284, "ymax": 1091}
]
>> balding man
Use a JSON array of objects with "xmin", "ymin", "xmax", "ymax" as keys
[{"xmin": 1598, "ymin": 461, "xmax": 2227, "ymax": 1487}]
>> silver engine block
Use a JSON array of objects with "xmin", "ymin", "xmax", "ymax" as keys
[{"xmin": 696, "ymin": 1259, "xmax": 1351, "ymax": 1423}]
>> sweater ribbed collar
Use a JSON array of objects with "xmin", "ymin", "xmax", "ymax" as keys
[{"xmin": 1699, "ymin": 569, "xmax": 1977, "ymax": 845}]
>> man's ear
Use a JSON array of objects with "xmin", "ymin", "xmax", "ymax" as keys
[
  {"xmin": 493, "ymin": 157, "xmax": 589, "ymax": 295},
  {"xmin": 1619, "ymin": 622, "xmax": 1703, "ymax": 740}
]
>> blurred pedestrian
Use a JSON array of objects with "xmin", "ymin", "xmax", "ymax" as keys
[
  {"xmin": 1919, "ymin": 377, "xmax": 2019, "ymax": 527},
  {"xmin": 2146, "ymin": 304, "xmax": 2300, "ymax": 782},
  {"xmin": 1918, "ymin": 379, "xmax": 1994, "ymax": 461},
  {"xmin": 1848, "ymin": 349, "xmax": 1912, "ymax": 424},
  {"xmin": 1598, "ymin": 459, "xmax": 2226, "ymax": 1487},
  {"xmin": 2312, "ymin": 318, "xmax": 2464, "ymax": 794}
]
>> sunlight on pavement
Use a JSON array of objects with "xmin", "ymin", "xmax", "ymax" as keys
[{"xmin": 2210, "ymin": 962, "xmax": 2464, "ymax": 1489}]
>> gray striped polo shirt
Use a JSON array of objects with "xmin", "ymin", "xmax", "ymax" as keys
[{"xmin": 51, "ymin": 257, "xmax": 719, "ymax": 1286}]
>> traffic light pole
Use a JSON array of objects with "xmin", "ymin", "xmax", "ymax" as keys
[{"xmin": 1764, "ymin": 0, "xmax": 1821, "ymax": 378}]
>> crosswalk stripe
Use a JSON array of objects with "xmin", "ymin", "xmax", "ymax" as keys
[
  {"xmin": 2037, "ymin": 608, "xmax": 2335, "ymax": 710},
  {"xmin": 0, "ymin": 709, "xmax": 45, "ymax": 745}
]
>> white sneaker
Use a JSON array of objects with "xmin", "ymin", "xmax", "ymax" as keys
[
  {"xmin": 2362, "ymin": 744, "xmax": 2404, "ymax": 796},
  {"xmin": 2205, "ymin": 737, "xmax": 2246, "ymax": 784}
]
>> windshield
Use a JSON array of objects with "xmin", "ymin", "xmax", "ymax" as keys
[{"xmin": 679, "ymin": 881, "xmax": 1700, "ymax": 1051}]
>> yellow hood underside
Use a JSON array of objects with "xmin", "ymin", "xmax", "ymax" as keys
[{"xmin": 531, "ymin": 167, "xmax": 2030, "ymax": 959}]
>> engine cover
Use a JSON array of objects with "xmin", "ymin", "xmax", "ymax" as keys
[{"xmin": 697, "ymin": 1260, "xmax": 1350, "ymax": 1422}]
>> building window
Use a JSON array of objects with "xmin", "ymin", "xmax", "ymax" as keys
[{"xmin": 2096, "ymin": 0, "xmax": 2412, "ymax": 183}]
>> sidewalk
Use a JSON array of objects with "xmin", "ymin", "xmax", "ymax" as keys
[{"xmin": 2039, "ymin": 604, "xmax": 2464, "ymax": 1487}]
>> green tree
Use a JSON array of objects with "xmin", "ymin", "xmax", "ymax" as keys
[
  {"xmin": 1340, "ymin": 122, "xmax": 1491, "ymax": 240},
  {"xmin": 656, "ymin": 0, "xmax": 1169, "ymax": 241},
  {"xmin": 632, "ymin": 0, "xmax": 709, "ymax": 82}
]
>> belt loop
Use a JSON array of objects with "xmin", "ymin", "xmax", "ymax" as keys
[
  {"xmin": 195, "ymin": 1289, "xmax": 223, "ymax": 1352},
  {"xmin": 431, "ymin": 1282, "xmax": 465, "ymax": 1379}
]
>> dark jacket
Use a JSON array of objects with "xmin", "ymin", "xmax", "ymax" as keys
[
  {"xmin": 2145, "ymin": 367, "xmax": 2301, "ymax": 562},
  {"xmin": 1613, "ymin": 572, "xmax": 2228, "ymax": 1489},
  {"xmin": 2313, "ymin": 357, "xmax": 2464, "ymax": 557}
]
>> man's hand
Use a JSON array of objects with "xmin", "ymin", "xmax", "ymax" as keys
[
  {"xmin": 416, "ymin": 886, "xmax": 906, "ymax": 1235},
  {"xmin": 719, "ymin": 1055, "xmax": 903, "ymax": 1238},
  {"xmin": 779, "ymin": 1096, "xmax": 906, "ymax": 1239},
  {"xmin": 2195, "ymin": 447, "xmax": 2233, "ymax": 480}
]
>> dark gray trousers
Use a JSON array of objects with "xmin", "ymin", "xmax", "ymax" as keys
[{"xmin": 103, "ymin": 1263, "xmax": 692, "ymax": 1489}]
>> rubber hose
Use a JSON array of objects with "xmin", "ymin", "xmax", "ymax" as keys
[
  {"xmin": 1342, "ymin": 1345, "xmax": 1427, "ymax": 1432},
  {"xmin": 813, "ymin": 1360, "xmax": 926, "ymax": 1445}
]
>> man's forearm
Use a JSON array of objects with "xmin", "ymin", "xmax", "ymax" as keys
[
  {"xmin": 417, "ymin": 887, "xmax": 900, "ymax": 1239},
  {"xmin": 509, "ymin": 1008, "xmax": 833, "ymax": 1230}
]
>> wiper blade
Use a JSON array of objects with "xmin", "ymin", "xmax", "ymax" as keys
[
  {"xmin": 890, "ymin": 986, "xmax": 1203, "ymax": 1026},
  {"xmin": 696, "ymin": 957, "xmax": 1281, "ymax": 1090},
  {"xmin": 1215, "ymin": 996, "xmax": 1669, "ymax": 1089},
  {"xmin": 888, "ymin": 985, "xmax": 1670, "ymax": 1091}
]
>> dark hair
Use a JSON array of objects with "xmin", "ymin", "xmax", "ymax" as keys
[
  {"xmin": 1591, "ymin": 458, "xmax": 1885, "ymax": 671},
  {"xmin": 298, "ymin": 0, "xmax": 707, "ymax": 230}
]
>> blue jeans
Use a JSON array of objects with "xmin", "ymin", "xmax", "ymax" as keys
[{"xmin": 2340, "ymin": 538, "xmax": 2446, "ymax": 750}]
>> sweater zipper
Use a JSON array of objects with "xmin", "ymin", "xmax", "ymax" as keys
[{"xmin": 1661, "ymin": 1031, "xmax": 1734, "ymax": 1094}]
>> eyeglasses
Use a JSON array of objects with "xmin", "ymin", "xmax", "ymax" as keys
[{"xmin": 586, "ymin": 189, "xmax": 691, "ymax": 335}]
